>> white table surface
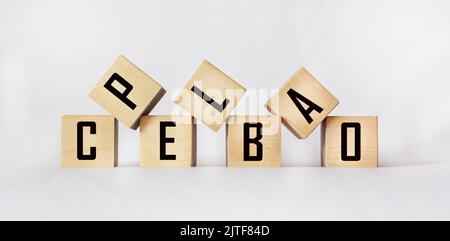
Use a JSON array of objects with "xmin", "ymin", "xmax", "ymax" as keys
[{"xmin": 1, "ymin": 165, "xmax": 449, "ymax": 220}]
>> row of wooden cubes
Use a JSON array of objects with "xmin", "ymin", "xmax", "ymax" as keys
[
  {"xmin": 61, "ymin": 55, "xmax": 378, "ymax": 168},
  {"xmin": 61, "ymin": 115, "xmax": 378, "ymax": 167}
]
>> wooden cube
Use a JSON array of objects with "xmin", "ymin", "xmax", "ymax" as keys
[
  {"xmin": 140, "ymin": 116, "xmax": 196, "ymax": 167},
  {"xmin": 174, "ymin": 60, "xmax": 246, "ymax": 132},
  {"xmin": 61, "ymin": 115, "xmax": 118, "ymax": 167},
  {"xmin": 89, "ymin": 55, "xmax": 166, "ymax": 129},
  {"xmin": 266, "ymin": 68, "xmax": 339, "ymax": 139},
  {"xmin": 321, "ymin": 116, "xmax": 378, "ymax": 168},
  {"xmin": 226, "ymin": 116, "xmax": 281, "ymax": 167}
]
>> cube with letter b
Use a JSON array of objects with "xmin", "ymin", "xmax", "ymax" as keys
[
  {"xmin": 140, "ymin": 116, "xmax": 196, "ymax": 167},
  {"xmin": 61, "ymin": 115, "xmax": 117, "ymax": 167},
  {"xmin": 89, "ymin": 55, "xmax": 166, "ymax": 129},
  {"xmin": 174, "ymin": 60, "xmax": 246, "ymax": 132},
  {"xmin": 321, "ymin": 116, "xmax": 378, "ymax": 168},
  {"xmin": 266, "ymin": 68, "xmax": 339, "ymax": 139},
  {"xmin": 226, "ymin": 116, "xmax": 281, "ymax": 167}
]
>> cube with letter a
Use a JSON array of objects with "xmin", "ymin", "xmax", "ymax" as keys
[
  {"xmin": 89, "ymin": 55, "xmax": 166, "ymax": 129},
  {"xmin": 265, "ymin": 68, "xmax": 339, "ymax": 139},
  {"xmin": 226, "ymin": 115, "xmax": 281, "ymax": 167},
  {"xmin": 321, "ymin": 116, "xmax": 378, "ymax": 168},
  {"xmin": 61, "ymin": 115, "xmax": 117, "ymax": 167},
  {"xmin": 174, "ymin": 60, "xmax": 246, "ymax": 132}
]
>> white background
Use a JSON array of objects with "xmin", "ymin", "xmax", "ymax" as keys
[{"xmin": 1, "ymin": 0, "xmax": 450, "ymax": 220}]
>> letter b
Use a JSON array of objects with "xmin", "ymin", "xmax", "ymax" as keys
[{"xmin": 243, "ymin": 123, "xmax": 263, "ymax": 161}]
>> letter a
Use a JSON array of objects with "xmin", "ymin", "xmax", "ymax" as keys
[{"xmin": 287, "ymin": 88, "xmax": 323, "ymax": 124}]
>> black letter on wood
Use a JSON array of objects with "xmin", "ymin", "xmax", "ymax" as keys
[
  {"xmin": 243, "ymin": 123, "xmax": 263, "ymax": 161},
  {"xmin": 104, "ymin": 73, "xmax": 137, "ymax": 110},
  {"xmin": 77, "ymin": 121, "xmax": 97, "ymax": 160},
  {"xmin": 341, "ymin": 122, "xmax": 361, "ymax": 161},
  {"xmin": 191, "ymin": 85, "xmax": 230, "ymax": 112},
  {"xmin": 287, "ymin": 88, "xmax": 323, "ymax": 124},
  {"xmin": 160, "ymin": 121, "xmax": 177, "ymax": 160}
]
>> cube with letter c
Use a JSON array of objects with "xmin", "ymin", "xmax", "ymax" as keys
[{"xmin": 61, "ymin": 115, "xmax": 117, "ymax": 167}]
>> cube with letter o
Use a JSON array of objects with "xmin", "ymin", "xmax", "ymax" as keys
[{"xmin": 321, "ymin": 116, "xmax": 378, "ymax": 168}]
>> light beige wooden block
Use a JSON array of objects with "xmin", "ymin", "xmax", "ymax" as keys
[
  {"xmin": 89, "ymin": 55, "xmax": 166, "ymax": 129},
  {"xmin": 61, "ymin": 115, "xmax": 117, "ymax": 167},
  {"xmin": 321, "ymin": 116, "xmax": 378, "ymax": 168},
  {"xmin": 140, "ymin": 115, "xmax": 196, "ymax": 167},
  {"xmin": 174, "ymin": 60, "xmax": 246, "ymax": 132},
  {"xmin": 226, "ymin": 116, "xmax": 281, "ymax": 167},
  {"xmin": 266, "ymin": 68, "xmax": 339, "ymax": 139}
]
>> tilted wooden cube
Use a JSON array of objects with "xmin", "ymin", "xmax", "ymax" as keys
[
  {"xmin": 226, "ymin": 116, "xmax": 281, "ymax": 167},
  {"xmin": 61, "ymin": 115, "xmax": 117, "ymax": 167},
  {"xmin": 321, "ymin": 116, "xmax": 378, "ymax": 168},
  {"xmin": 174, "ymin": 60, "xmax": 246, "ymax": 132},
  {"xmin": 266, "ymin": 68, "xmax": 339, "ymax": 139},
  {"xmin": 89, "ymin": 55, "xmax": 166, "ymax": 129},
  {"xmin": 140, "ymin": 115, "xmax": 196, "ymax": 167}
]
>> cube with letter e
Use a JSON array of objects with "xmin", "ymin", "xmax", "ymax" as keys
[{"xmin": 140, "ymin": 115, "xmax": 196, "ymax": 167}]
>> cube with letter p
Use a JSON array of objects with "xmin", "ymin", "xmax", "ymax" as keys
[{"xmin": 89, "ymin": 55, "xmax": 166, "ymax": 129}]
